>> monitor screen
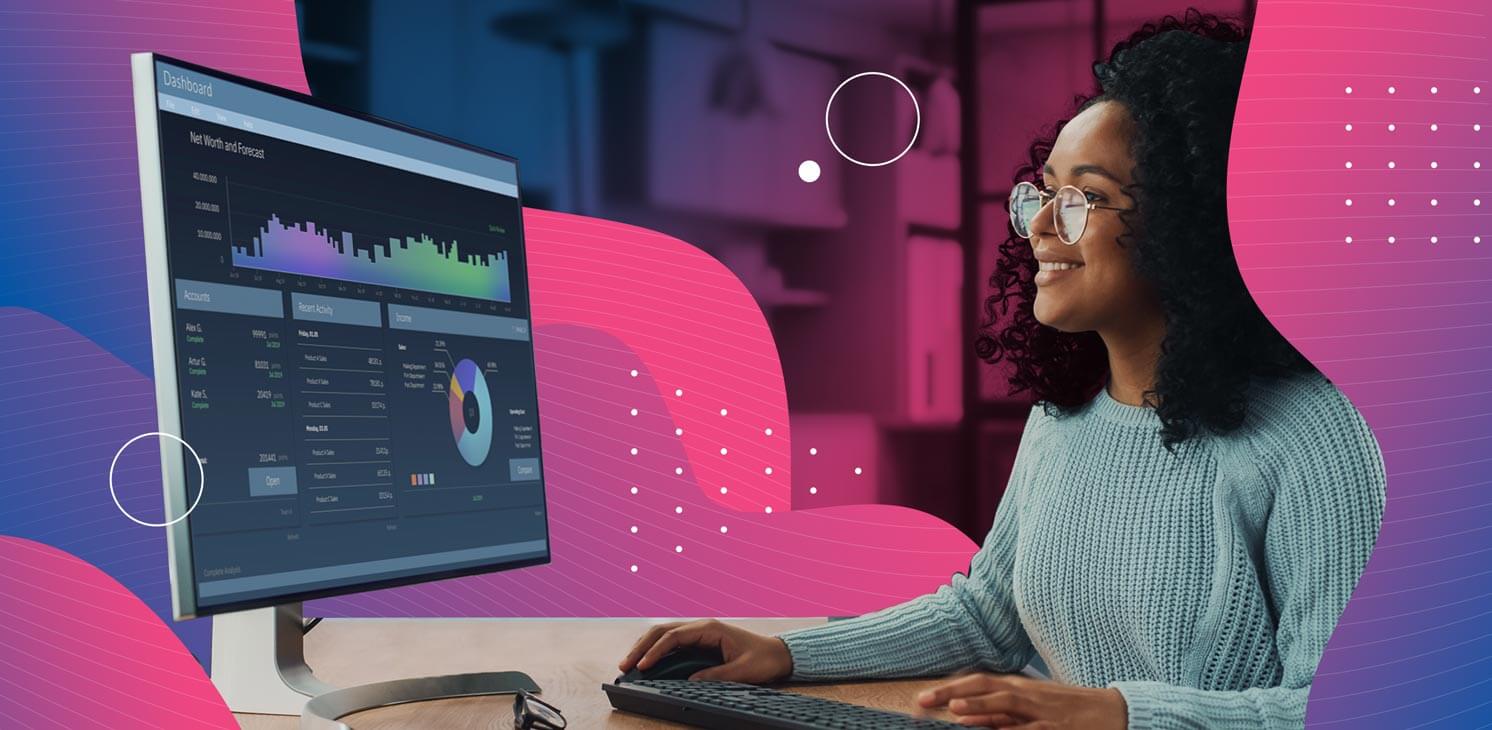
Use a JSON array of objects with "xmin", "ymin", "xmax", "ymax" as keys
[{"xmin": 134, "ymin": 56, "xmax": 549, "ymax": 617}]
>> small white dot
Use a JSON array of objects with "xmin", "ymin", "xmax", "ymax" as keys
[
  {"xmin": 1431, "ymin": 236, "xmax": 1439, "ymax": 243},
  {"xmin": 853, "ymin": 467, "xmax": 863, "ymax": 475},
  {"xmin": 1431, "ymin": 123, "xmax": 1439, "ymax": 132},
  {"xmin": 675, "ymin": 545, "xmax": 682, "ymax": 553},
  {"xmin": 630, "ymin": 447, "xmax": 639, "ymax": 456},
  {"xmin": 630, "ymin": 564, "xmax": 638, "ymax": 573},
  {"xmin": 1389, "ymin": 236, "xmax": 1397, "ymax": 244},
  {"xmin": 1432, "ymin": 86, "xmax": 1439, "ymax": 94},
  {"xmin": 719, "ymin": 525, "xmax": 728, "ymax": 534},
  {"xmin": 809, "ymin": 447, "xmax": 818, "ymax": 456},
  {"xmin": 719, "ymin": 447, "xmax": 728, "ymax": 455},
  {"xmin": 675, "ymin": 466, "xmax": 684, "ymax": 475},
  {"xmin": 1477, "ymin": 236, "xmax": 1483, "ymax": 243},
  {"xmin": 764, "ymin": 428, "xmax": 773, "ymax": 436},
  {"xmin": 1431, "ymin": 161, "xmax": 1439, "ymax": 169},
  {"xmin": 764, "ymin": 506, "xmax": 773, "ymax": 514},
  {"xmin": 1388, "ymin": 123, "xmax": 1396, "ymax": 132},
  {"xmin": 1388, "ymin": 198, "xmax": 1396, "ymax": 206},
  {"xmin": 764, "ymin": 467, "xmax": 773, "ymax": 475},
  {"xmin": 1432, "ymin": 199, "xmax": 1439, "ymax": 206},
  {"xmin": 1388, "ymin": 161, "xmax": 1396, "ymax": 168},
  {"xmin": 676, "ymin": 428, "xmax": 684, "ymax": 436},
  {"xmin": 1476, "ymin": 162, "xmax": 1483, "ymax": 169},
  {"xmin": 798, "ymin": 159, "xmax": 821, "ymax": 183},
  {"xmin": 675, "ymin": 388, "xmax": 684, "ymax": 397},
  {"xmin": 1345, "ymin": 123, "xmax": 1353, "ymax": 131},
  {"xmin": 630, "ymin": 408, "xmax": 639, "ymax": 416},
  {"xmin": 719, "ymin": 408, "xmax": 728, "ymax": 416},
  {"xmin": 1345, "ymin": 199, "xmax": 1353, "ymax": 206},
  {"xmin": 1345, "ymin": 161, "xmax": 1353, "ymax": 169},
  {"xmin": 720, "ymin": 486, "xmax": 728, "ymax": 494},
  {"xmin": 809, "ymin": 486, "xmax": 818, "ymax": 495},
  {"xmin": 630, "ymin": 525, "xmax": 638, "ymax": 533},
  {"xmin": 1345, "ymin": 86, "xmax": 1353, "ymax": 94},
  {"xmin": 630, "ymin": 369, "xmax": 638, "ymax": 378},
  {"xmin": 630, "ymin": 486, "xmax": 639, "ymax": 494},
  {"xmin": 1345, "ymin": 236, "xmax": 1353, "ymax": 243},
  {"xmin": 1388, "ymin": 85, "xmax": 1396, "ymax": 94},
  {"xmin": 675, "ymin": 505, "xmax": 683, "ymax": 514}
]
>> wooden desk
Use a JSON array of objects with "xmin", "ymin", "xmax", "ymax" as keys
[{"xmin": 234, "ymin": 618, "xmax": 957, "ymax": 729}]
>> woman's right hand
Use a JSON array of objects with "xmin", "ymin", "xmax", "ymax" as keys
[{"xmin": 617, "ymin": 619, "xmax": 794, "ymax": 684}]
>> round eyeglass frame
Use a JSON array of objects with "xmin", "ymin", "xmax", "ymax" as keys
[{"xmin": 1007, "ymin": 180, "xmax": 1128, "ymax": 245}]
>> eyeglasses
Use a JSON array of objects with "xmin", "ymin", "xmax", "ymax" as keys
[
  {"xmin": 1008, "ymin": 180, "xmax": 1129, "ymax": 245},
  {"xmin": 513, "ymin": 689, "xmax": 566, "ymax": 729}
]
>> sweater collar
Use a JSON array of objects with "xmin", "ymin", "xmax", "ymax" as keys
[{"xmin": 1088, "ymin": 382, "xmax": 1160, "ymax": 427}]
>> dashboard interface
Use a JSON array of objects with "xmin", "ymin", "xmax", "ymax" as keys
[{"xmin": 147, "ymin": 59, "xmax": 548, "ymax": 612}]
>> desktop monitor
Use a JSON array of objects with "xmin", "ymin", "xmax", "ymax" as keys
[{"xmin": 131, "ymin": 53, "xmax": 549, "ymax": 717}]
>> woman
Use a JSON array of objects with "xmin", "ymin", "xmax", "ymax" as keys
[{"xmin": 619, "ymin": 12, "xmax": 1385, "ymax": 729}]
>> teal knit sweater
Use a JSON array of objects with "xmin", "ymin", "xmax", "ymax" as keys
[{"xmin": 779, "ymin": 372, "xmax": 1385, "ymax": 729}]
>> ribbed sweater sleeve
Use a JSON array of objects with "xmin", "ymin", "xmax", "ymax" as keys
[
  {"xmin": 1111, "ymin": 386, "xmax": 1386, "ymax": 729},
  {"xmin": 776, "ymin": 410, "xmax": 1042, "ymax": 681}
]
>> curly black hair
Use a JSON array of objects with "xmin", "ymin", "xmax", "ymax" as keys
[{"xmin": 975, "ymin": 9, "xmax": 1314, "ymax": 447}]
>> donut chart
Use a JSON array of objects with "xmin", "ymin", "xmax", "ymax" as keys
[{"xmin": 448, "ymin": 358, "xmax": 492, "ymax": 467}]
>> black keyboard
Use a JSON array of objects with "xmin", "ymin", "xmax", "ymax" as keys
[{"xmin": 602, "ymin": 679, "xmax": 967, "ymax": 729}]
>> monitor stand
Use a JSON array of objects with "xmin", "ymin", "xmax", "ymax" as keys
[{"xmin": 212, "ymin": 603, "xmax": 540, "ymax": 727}]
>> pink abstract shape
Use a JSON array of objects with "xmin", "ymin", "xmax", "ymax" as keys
[
  {"xmin": 526, "ymin": 209, "xmax": 792, "ymax": 511},
  {"xmin": 0, "ymin": 536, "xmax": 234, "ymax": 728},
  {"xmin": 1232, "ymin": 1, "xmax": 1492, "ymax": 724}
]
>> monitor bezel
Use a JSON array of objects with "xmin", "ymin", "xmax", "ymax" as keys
[{"xmin": 131, "ymin": 52, "xmax": 550, "ymax": 620}]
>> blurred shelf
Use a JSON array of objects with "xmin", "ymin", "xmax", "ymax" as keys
[
  {"xmin": 300, "ymin": 40, "xmax": 364, "ymax": 65},
  {"xmin": 757, "ymin": 288, "xmax": 830, "ymax": 309},
  {"xmin": 881, "ymin": 419, "xmax": 962, "ymax": 432}
]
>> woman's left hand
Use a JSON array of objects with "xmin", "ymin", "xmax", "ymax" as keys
[{"xmin": 915, "ymin": 673, "xmax": 1127, "ymax": 729}]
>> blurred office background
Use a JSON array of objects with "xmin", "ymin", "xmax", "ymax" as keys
[{"xmin": 296, "ymin": 0, "xmax": 1252, "ymax": 540}]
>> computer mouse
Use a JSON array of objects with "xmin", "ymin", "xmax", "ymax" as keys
[{"xmin": 618, "ymin": 646, "xmax": 725, "ymax": 683}]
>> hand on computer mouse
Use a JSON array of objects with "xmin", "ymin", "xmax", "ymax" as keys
[{"xmin": 618, "ymin": 619, "xmax": 793, "ymax": 684}]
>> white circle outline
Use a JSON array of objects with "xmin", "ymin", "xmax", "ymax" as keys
[
  {"xmin": 109, "ymin": 431, "xmax": 205, "ymax": 528},
  {"xmin": 825, "ymin": 71, "xmax": 921, "ymax": 167}
]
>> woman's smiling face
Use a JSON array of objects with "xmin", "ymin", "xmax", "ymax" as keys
[{"xmin": 1029, "ymin": 100, "xmax": 1158, "ymax": 334}]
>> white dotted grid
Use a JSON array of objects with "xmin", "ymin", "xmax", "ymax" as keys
[{"xmin": 1342, "ymin": 82, "xmax": 1484, "ymax": 246}]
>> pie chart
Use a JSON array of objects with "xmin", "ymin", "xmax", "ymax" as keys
[{"xmin": 448, "ymin": 358, "xmax": 492, "ymax": 467}]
